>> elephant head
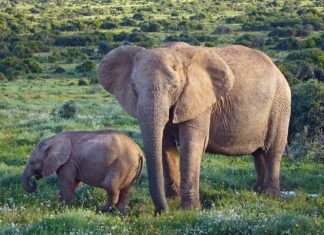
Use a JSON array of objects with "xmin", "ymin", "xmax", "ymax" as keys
[
  {"xmin": 98, "ymin": 43, "xmax": 234, "ymax": 212},
  {"xmin": 21, "ymin": 134, "xmax": 71, "ymax": 193}
]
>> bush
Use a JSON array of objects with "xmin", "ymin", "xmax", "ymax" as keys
[
  {"xmin": 112, "ymin": 31, "xmax": 155, "ymax": 48},
  {"xmin": 302, "ymin": 38, "xmax": 316, "ymax": 49},
  {"xmin": 165, "ymin": 33, "xmax": 200, "ymax": 45},
  {"xmin": 214, "ymin": 25, "xmax": 233, "ymax": 34},
  {"xmin": 268, "ymin": 27, "xmax": 296, "ymax": 37},
  {"xmin": 54, "ymin": 66, "xmax": 65, "ymax": 73},
  {"xmin": 89, "ymin": 75, "xmax": 98, "ymax": 84},
  {"xmin": 297, "ymin": 63, "xmax": 317, "ymax": 81},
  {"xmin": 242, "ymin": 21, "xmax": 273, "ymax": 31},
  {"xmin": 57, "ymin": 101, "xmax": 77, "ymax": 119},
  {"xmin": 275, "ymin": 37, "xmax": 302, "ymax": 50},
  {"xmin": 190, "ymin": 13, "xmax": 207, "ymax": 20},
  {"xmin": 98, "ymin": 41, "xmax": 117, "ymax": 55},
  {"xmin": 140, "ymin": 22, "xmax": 163, "ymax": 32},
  {"xmin": 100, "ymin": 18, "xmax": 118, "ymax": 29},
  {"xmin": 288, "ymin": 128, "xmax": 323, "ymax": 161},
  {"xmin": 0, "ymin": 72, "xmax": 5, "ymax": 80},
  {"xmin": 78, "ymin": 79, "xmax": 88, "ymax": 86},
  {"xmin": 289, "ymin": 79, "xmax": 323, "ymax": 141},
  {"xmin": 54, "ymin": 35, "xmax": 98, "ymax": 47},
  {"xmin": 23, "ymin": 58, "xmax": 42, "ymax": 73},
  {"xmin": 75, "ymin": 60, "xmax": 96, "ymax": 73},
  {"xmin": 26, "ymin": 74, "xmax": 36, "ymax": 80},
  {"xmin": 286, "ymin": 48, "xmax": 324, "ymax": 66},
  {"xmin": 276, "ymin": 62, "xmax": 299, "ymax": 86},
  {"xmin": 133, "ymin": 12, "xmax": 145, "ymax": 21},
  {"xmin": 313, "ymin": 33, "xmax": 324, "ymax": 49},
  {"xmin": 235, "ymin": 34, "xmax": 266, "ymax": 48},
  {"xmin": 120, "ymin": 17, "xmax": 137, "ymax": 26}
]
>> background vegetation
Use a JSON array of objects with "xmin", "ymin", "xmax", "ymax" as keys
[{"xmin": 0, "ymin": 0, "xmax": 323, "ymax": 234}]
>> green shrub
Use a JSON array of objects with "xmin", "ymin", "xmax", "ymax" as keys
[
  {"xmin": 58, "ymin": 100, "xmax": 77, "ymax": 119},
  {"xmin": 289, "ymin": 79, "xmax": 323, "ymax": 141},
  {"xmin": 214, "ymin": 25, "xmax": 233, "ymax": 34},
  {"xmin": 289, "ymin": 127, "xmax": 323, "ymax": 161},
  {"xmin": 100, "ymin": 17, "xmax": 119, "ymax": 29},
  {"xmin": 133, "ymin": 12, "xmax": 145, "ymax": 21},
  {"xmin": 78, "ymin": 79, "xmax": 88, "ymax": 86},
  {"xmin": 54, "ymin": 66, "xmax": 66, "ymax": 73},
  {"xmin": 140, "ymin": 21, "xmax": 163, "ymax": 32},
  {"xmin": 26, "ymin": 74, "xmax": 37, "ymax": 80},
  {"xmin": 275, "ymin": 37, "xmax": 302, "ymax": 50},
  {"xmin": 0, "ymin": 72, "xmax": 5, "ymax": 80},
  {"xmin": 286, "ymin": 48, "xmax": 324, "ymax": 66},
  {"xmin": 235, "ymin": 34, "xmax": 266, "ymax": 48},
  {"xmin": 98, "ymin": 41, "xmax": 117, "ymax": 55},
  {"xmin": 89, "ymin": 75, "xmax": 98, "ymax": 84},
  {"xmin": 23, "ymin": 58, "xmax": 42, "ymax": 73},
  {"xmin": 75, "ymin": 60, "xmax": 96, "ymax": 73}
]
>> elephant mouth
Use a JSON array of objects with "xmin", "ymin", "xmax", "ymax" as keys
[{"xmin": 35, "ymin": 171, "xmax": 42, "ymax": 180}]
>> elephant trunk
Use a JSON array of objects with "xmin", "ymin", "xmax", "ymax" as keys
[
  {"xmin": 138, "ymin": 95, "xmax": 169, "ymax": 213},
  {"xmin": 21, "ymin": 165, "xmax": 37, "ymax": 193}
]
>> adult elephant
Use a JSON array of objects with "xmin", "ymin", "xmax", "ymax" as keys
[{"xmin": 97, "ymin": 42, "xmax": 291, "ymax": 213}]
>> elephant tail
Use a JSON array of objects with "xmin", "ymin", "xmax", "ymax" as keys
[{"xmin": 135, "ymin": 150, "xmax": 145, "ymax": 186}]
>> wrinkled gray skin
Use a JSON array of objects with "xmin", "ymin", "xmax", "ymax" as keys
[
  {"xmin": 22, "ymin": 130, "xmax": 144, "ymax": 213},
  {"xmin": 97, "ymin": 42, "xmax": 291, "ymax": 213}
]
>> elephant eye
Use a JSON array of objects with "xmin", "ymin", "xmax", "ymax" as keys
[{"xmin": 130, "ymin": 81, "xmax": 136, "ymax": 89}]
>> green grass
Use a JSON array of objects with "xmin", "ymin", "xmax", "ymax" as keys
[{"xmin": 0, "ymin": 78, "xmax": 323, "ymax": 234}]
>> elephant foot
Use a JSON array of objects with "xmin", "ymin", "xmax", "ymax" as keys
[
  {"xmin": 263, "ymin": 185, "xmax": 280, "ymax": 198},
  {"xmin": 180, "ymin": 198, "xmax": 201, "ymax": 210},
  {"xmin": 252, "ymin": 181, "xmax": 263, "ymax": 193},
  {"xmin": 100, "ymin": 204, "xmax": 115, "ymax": 213},
  {"xmin": 154, "ymin": 206, "xmax": 169, "ymax": 215}
]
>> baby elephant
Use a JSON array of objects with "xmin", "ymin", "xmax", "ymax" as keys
[{"xmin": 22, "ymin": 130, "xmax": 144, "ymax": 213}]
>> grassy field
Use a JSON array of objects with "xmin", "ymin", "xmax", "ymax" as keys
[{"xmin": 0, "ymin": 78, "xmax": 323, "ymax": 234}]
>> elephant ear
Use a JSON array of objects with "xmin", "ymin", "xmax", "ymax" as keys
[
  {"xmin": 41, "ymin": 135, "xmax": 71, "ymax": 176},
  {"xmin": 97, "ymin": 45, "xmax": 145, "ymax": 117},
  {"xmin": 172, "ymin": 47, "xmax": 234, "ymax": 123}
]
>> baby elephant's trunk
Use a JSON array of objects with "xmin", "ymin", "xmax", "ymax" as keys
[
  {"xmin": 135, "ymin": 152, "xmax": 145, "ymax": 185},
  {"xmin": 21, "ymin": 167, "xmax": 37, "ymax": 193}
]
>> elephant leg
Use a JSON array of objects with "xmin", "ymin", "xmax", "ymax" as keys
[
  {"xmin": 162, "ymin": 124, "xmax": 180, "ymax": 199},
  {"xmin": 263, "ymin": 108, "xmax": 289, "ymax": 198},
  {"xmin": 263, "ymin": 150, "xmax": 282, "ymax": 198},
  {"xmin": 252, "ymin": 149, "xmax": 265, "ymax": 193},
  {"xmin": 101, "ymin": 190, "xmax": 120, "ymax": 212},
  {"xmin": 101, "ymin": 167, "xmax": 122, "ymax": 212},
  {"xmin": 179, "ymin": 108, "xmax": 211, "ymax": 210},
  {"xmin": 57, "ymin": 164, "xmax": 76, "ymax": 204},
  {"xmin": 116, "ymin": 185, "xmax": 132, "ymax": 214}
]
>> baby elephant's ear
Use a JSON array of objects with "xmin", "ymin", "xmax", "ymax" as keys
[{"xmin": 42, "ymin": 135, "xmax": 71, "ymax": 176}]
